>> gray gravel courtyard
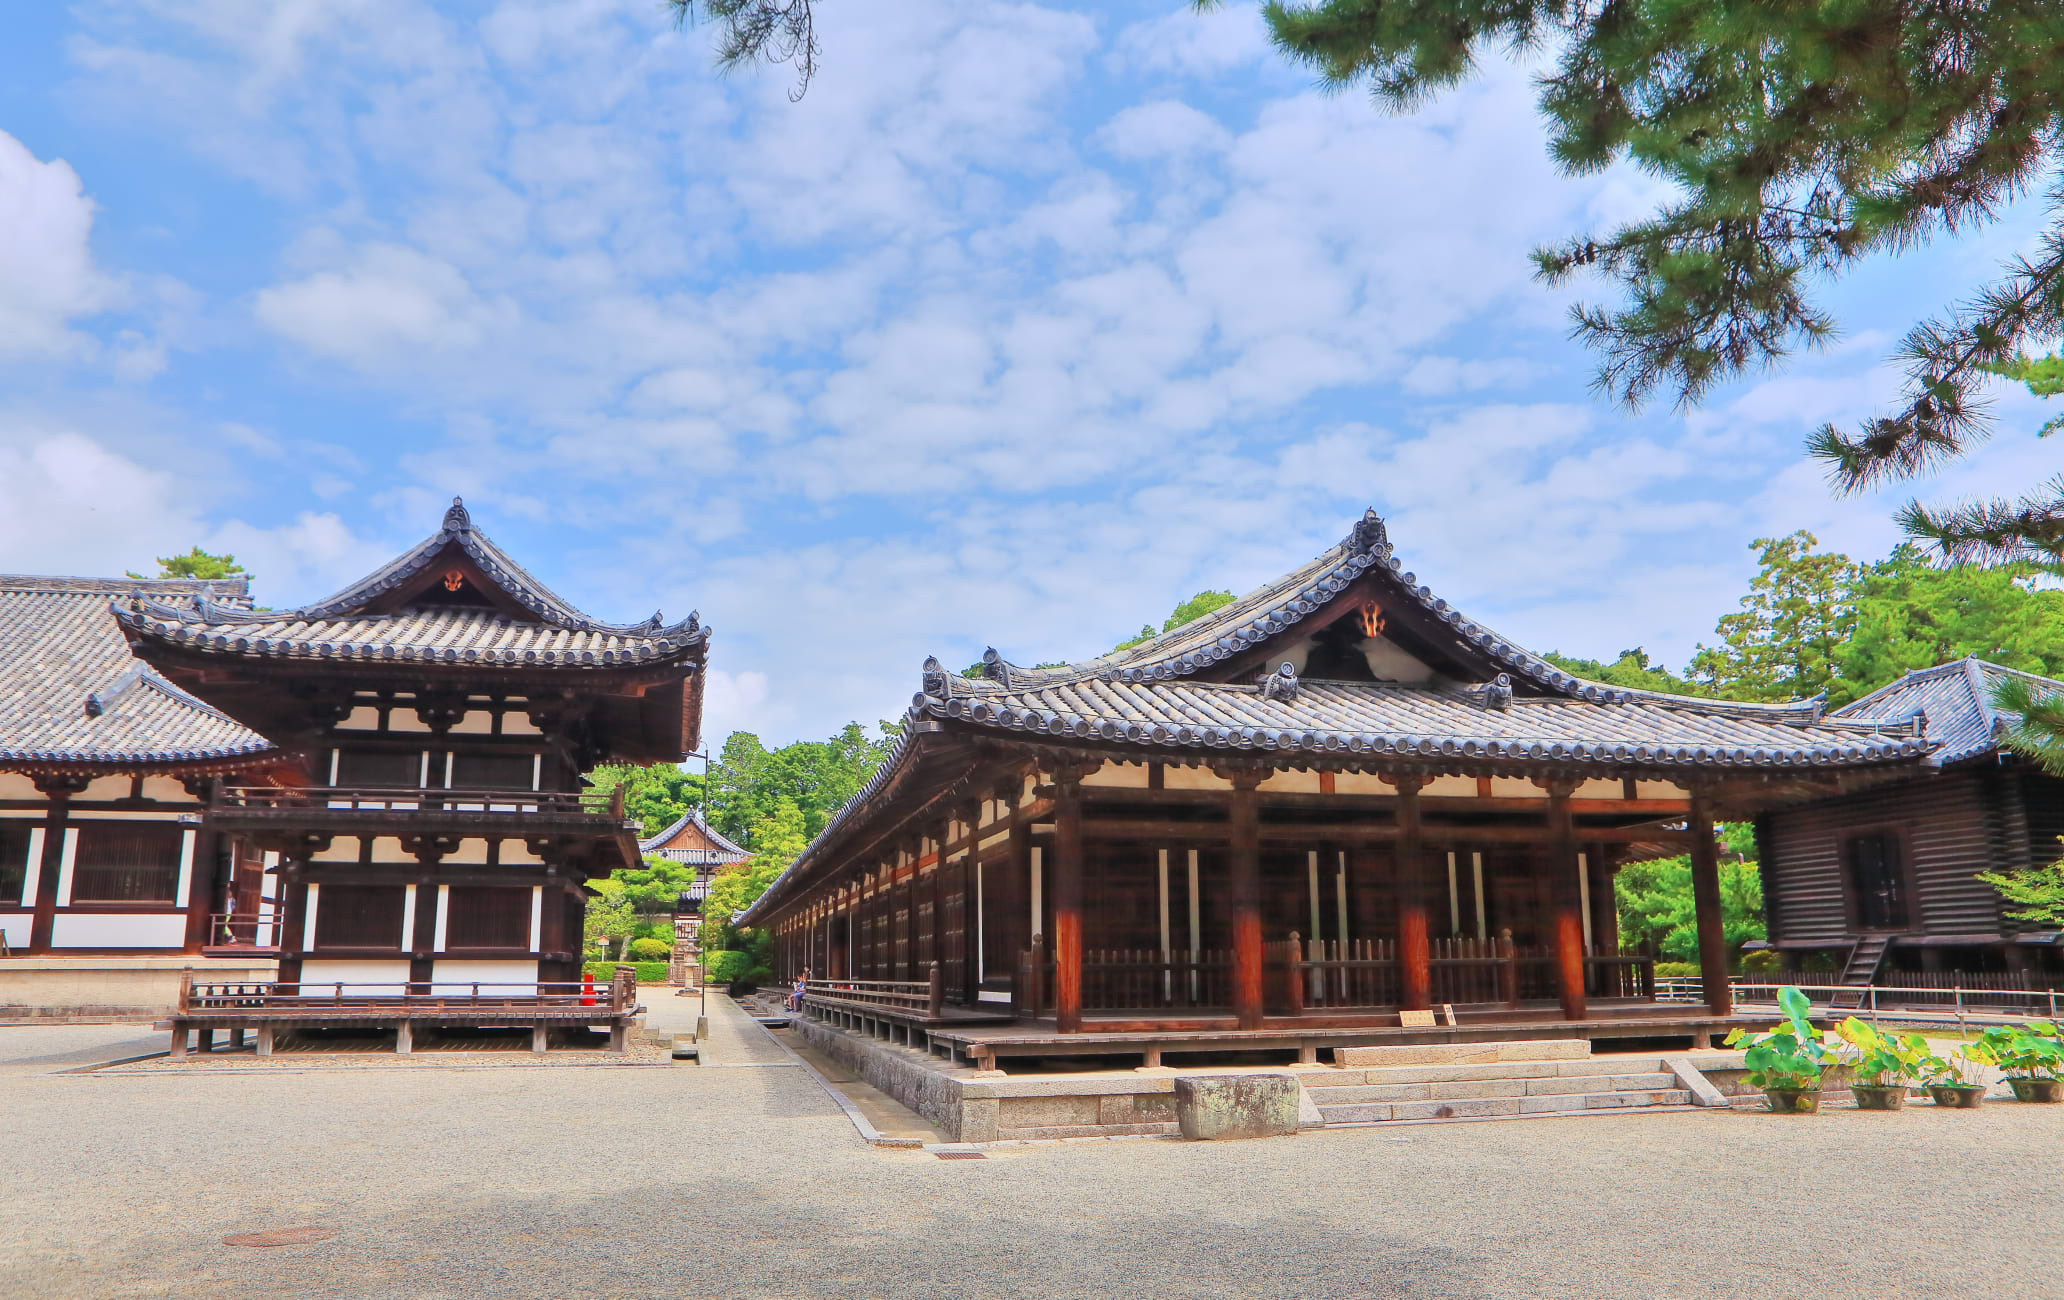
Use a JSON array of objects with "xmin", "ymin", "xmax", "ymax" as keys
[{"xmin": 3, "ymin": 998, "xmax": 2059, "ymax": 1300}]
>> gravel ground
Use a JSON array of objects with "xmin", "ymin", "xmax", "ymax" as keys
[{"xmin": 3, "ymin": 997, "xmax": 2059, "ymax": 1300}]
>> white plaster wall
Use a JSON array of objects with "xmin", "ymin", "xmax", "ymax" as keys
[
  {"xmin": 444, "ymin": 838, "xmax": 490, "ymax": 865},
  {"xmin": 1488, "ymin": 777, "xmax": 1544, "ymax": 799},
  {"xmin": 1421, "ymin": 775, "xmax": 1478, "ymax": 797},
  {"xmin": 389, "ymin": 710, "xmax": 432, "ymax": 733},
  {"xmin": 0, "ymin": 915, "xmax": 32, "ymax": 947},
  {"xmin": 502, "ymin": 712, "xmax": 542, "ymax": 736},
  {"xmin": 49, "ymin": 914, "xmax": 186, "ymax": 948},
  {"xmin": 139, "ymin": 776, "xmax": 200, "ymax": 803},
  {"xmin": 1258, "ymin": 770, "xmax": 1319, "ymax": 794},
  {"xmin": 298, "ymin": 959, "xmax": 410, "ymax": 995},
  {"xmin": 0, "ymin": 774, "xmax": 39, "ymax": 800},
  {"xmin": 430, "ymin": 959, "xmax": 537, "ymax": 994},
  {"xmin": 1636, "ymin": 780, "xmax": 1688, "ymax": 800},
  {"xmin": 1574, "ymin": 778, "xmax": 1626, "ymax": 799},
  {"xmin": 80, "ymin": 776, "xmax": 130, "ymax": 801},
  {"xmin": 335, "ymin": 705, "xmax": 381, "ymax": 731},
  {"xmin": 368, "ymin": 836, "xmax": 413, "ymax": 863},
  {"xmin": 1081, "ymin": 762, "xmax": 1147, "ymax": 789},
  {"xmin": 449, "ymin": 710, "xmax": 496, "ymax": 736},
  {"xmin": 311, "ymin": 836, "xmax": 361, "ymax": 863},
  {"xmin": 499, "ymin": 839, "xmax": 545, "ymax": 865},
  {"xmin": 1161, "ymin": 766, "xmax": 1232, "ymax": 791}
]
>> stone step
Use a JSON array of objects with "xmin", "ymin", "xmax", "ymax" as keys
[
  {"xmin": 1304, "ymin": 1072, "xmax": 1681, "ymax": 1105},
  {"xmin": 1309, "ymin": 1058, "xmax": 1672, "ymax": 1088},
  {"xmin": 1316, "ymin": 1089, "xmax": 1692, "ymax": 1124},
  {"xmin": 1334, "ymin": 1038, "xmax": 1590, "ymax": 1068}
]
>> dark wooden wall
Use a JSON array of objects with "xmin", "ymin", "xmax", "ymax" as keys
[{"xmin": 1761, "ymin": 768, "xmax": 2012, "ymax": 946}]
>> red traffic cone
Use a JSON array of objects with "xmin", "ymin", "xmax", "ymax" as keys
[{"xmin": 581, "ymin": 971, "xmax": 596, "ymax": 1007}]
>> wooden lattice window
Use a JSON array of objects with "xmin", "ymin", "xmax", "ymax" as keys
[
  {"xmin": 445, "ymin": 885, "xmax": 531, "ymax": 950},
  {"xmin": 70, "ymin": 824, "xmax": 182, "ymax": 903},
  {"xmin": 313, "ymin": 885, "xmax": 407, "ymax": 949},
  {"xmin": 335, "ymin": 748, "xmax": 422, "ymax": 789}
]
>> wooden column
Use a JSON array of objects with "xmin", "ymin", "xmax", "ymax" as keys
[
  {"xmin": 1226, "ymin": 768, "xmax": 1267, "ymax": 1031},
  {"xmin": 27, "ymin": 775, "xmax": 87, "ymax": 954},
  {"xmin": 1052, "ymin": 769, "xmax": 1087, "ymax": 1034},
  {"xmin": 1689, "ymin": 792, "xmax": 1733, "ymax": 1017},
  {"xmin": 1544, "ymin": 780, "xmax": 1588, "ymax": 1022},
  {"xmin": 1393, "ymin": 775, "xmax": 1431, "ymax": 1013}
]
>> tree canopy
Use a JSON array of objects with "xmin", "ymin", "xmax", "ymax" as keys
[
  {"xmin": 1615, "ymin": 824, "xmax": 1765, "ymax": 964},
  {"xmin": 1112, "ymin": 588, "xmax": 1236, "ymax": 653},
  {"xmin": 1246, "ymin": 0, "xmax": 2064, "ymax": 561},
  {"xmin": 128, "ymin": 547, "xmax": 246, "ymax": 581}
]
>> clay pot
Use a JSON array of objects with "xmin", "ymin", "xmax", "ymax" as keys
[
  {"xmin": 2008, "ymin": 1077, "xmax": 2064, "ymax": 1103},
  {"xmin": 1764, "ymin": 1088, "xmax": 1821, "ymax": 1114},
  {"xmin": 1852, "ymin": 1084, "xmax": 1907, "ymax": 1111},
  {"xmin": 1927, "ymin": 1084, "xmax": 1986, "ymax": 1109}
]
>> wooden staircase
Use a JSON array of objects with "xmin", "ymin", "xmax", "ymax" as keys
[
  {"xmin": 1828, "ymin": 935, "xmax": 1892, "ymax": 1009},
  {"xmin": 1303, "ymin": 1040, "xmax": 1696, "ymax": 1125}
]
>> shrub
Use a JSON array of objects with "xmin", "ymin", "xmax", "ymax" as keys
[
  {"xmin": 628, "ymin": 937, "xmax": 672, "ymax": 962},
  {"xmin": 702, "ymin": 950, "xmax": 755, "ymax": 984},
  {"xmin": 1741, "ymin": 949, "xmax": 1780, "ymax": 974},
  {"xmin": 582, "ymin": 960, "xmax": 670, "ymax": 984},
  {"xmin": 1655, "ymin": 961, "xmax": 1699, "ymax": 979}
]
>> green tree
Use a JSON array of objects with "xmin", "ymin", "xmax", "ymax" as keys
[
  {"xmin": 1540, "ymin": 648, "xmax": 1701, "ymax": 696},
  {"xmin": 705, "ymin": 722, "xmax": 898, "ymax": 844},
  {"xmin": 702, "ymin": 797, "xmax": 809, "ymax": 934},
  {"xmin": 581, "ymin": 762, "xmax": 703, "ymax": 838},
  {"xmin": 1111, "ymin": 589, "xmax": 1237, "ymax": 653},
  {"xmin": 1687, "ymin": 533, "xmax": 1857, "ymax": 702},
  {"xmin": 582, "ymin": 877, "xmax": 639, "ymax": 962},
  {"xmin": 127, "ymin": 547, "xmax": 246, "ymax": 581},
  {"xmin": 1977, "ymin": 840, "xmax": 2064, "ymax": 929},
  {"xmin": 1838, "ymin": 546, "xmax": 2064, "ymax": 703},
  {"xmin": 1615, "ymin": 824, "xmax": 1765, "ymax": 965},
  {"xmin": 1233, "ymin": 0, "xmax": 2064, "ymax": 561}
]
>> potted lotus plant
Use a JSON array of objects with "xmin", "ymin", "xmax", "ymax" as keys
[
  {"xmin": 1915, "ymin": 1042, "xmax": 1990, "ymax": 1108},
  {"xmin": 1967, "ymin": 1023, "xmax": 2064, "ymax": 1103},
  {"xmin": 1833, "ymin": 1017, "xmax": 1927, "ymax": 1110},
  {"xmin": 1724, "ymin": 986, "xmax": 1839, "ymax": 1113}
]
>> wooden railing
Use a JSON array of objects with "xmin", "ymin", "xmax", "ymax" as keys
[
  {"xmin": 1276, "ymin": 936, "xmax": 1654, "ymax": 1013},
  {"xmin": 1017, "ymin": 947, "xmax": 1236, "ymax": 1013},
  {"xmin": 1587, "ymin": 953, "xmax": 1656, "ymax": 1000},
  {"xmin": 179, "ymin": 971, "xmax": 637, "ymax": 1015},
  {"xmin": 208, "ymin": 907, "xmax": 285, "ymax": 950},
  {"xmin": 214, "ymin": 785, "xmax": 626, "ymax": 819},
  {"xmin": 802, "ymin": 967, "xmax": 946, "ymax": 1019}
]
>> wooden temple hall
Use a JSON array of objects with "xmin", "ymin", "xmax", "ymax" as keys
[
  {"xmin": 741, "ymin": 511, "xmax": 1940, "ymax": 1067},
  {"xmin": 115, "ymin": 499, "xmax": 707, "ymax": 1055}
]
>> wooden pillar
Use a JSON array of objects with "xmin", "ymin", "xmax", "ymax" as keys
[
  {"xmin": 27, "ymin": 775, "xmax": 87, "ymax": 954},
  {"xmin": 1226, "ymin": 768, "xmax": 1266, "ymax": 1031},
  {"xmin": 1053, "ymin": 770, "xmax": 1087, "ymax": 1033},
  {"xmin": 1545, "ymin": 780, "xmax": 1588, "ymax": 1021},
  {"xmin": 1393, "ymin": 775, "xmax": 1431, "ymax": 1013},
  {"xmin": 1689, "ymin": 792, "xmax": 1733, "ymax": 1017}
]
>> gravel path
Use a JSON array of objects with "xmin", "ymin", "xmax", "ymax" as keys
[{"xmin": 3, "ymin": 998, "xmax": 2059, "ymax": 1299}]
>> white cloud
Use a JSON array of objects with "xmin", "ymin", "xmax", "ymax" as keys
[
  {"xmin": 0, "ymin": 130, "xmax": 114, "ymax": 359},
  {"xmin": 1111, "ymin": 3, "xmax": 1272, "ymax": 79},
  {"xmin": 253, "ymin": 244, "xmax": 517, "ymax": 370}
]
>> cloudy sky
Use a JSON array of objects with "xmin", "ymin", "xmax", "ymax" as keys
[{"xmin": 2, "ymin": 1, "xmax": 2056, "ymax": 749}]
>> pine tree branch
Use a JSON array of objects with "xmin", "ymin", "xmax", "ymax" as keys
[{"xmin": 671, "ymin": 0, "xmax": 820, "ymax": 100}]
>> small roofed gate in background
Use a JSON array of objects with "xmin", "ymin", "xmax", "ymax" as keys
[
  {"xmin": 741, "ymin": 508, "xmax": 1939, "ymax": 1064},
  {"xmin": 114, "ymin": 498, "xmax": 708, "ymax": 1050},
  {"xmin": 638, "ymin": 810, "xmax": 747, "ymax": 983}
]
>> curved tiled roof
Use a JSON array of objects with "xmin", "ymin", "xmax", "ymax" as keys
[
  {"xmin": 942, "ymin": 509, "xmax": 1828, "ymax": 722},
  {"xmin": 1835, "ymin": 656, "xmax": 2062, "ymax": 766},
  {"xmin": 111, "ymin": 498, "xmax": 707, "ymax": 667},
  {"xmin": 917, "ymin": 677, "xmax": 1927, "ymax": 769},
  {"xmin": 0, "ymin": 576, "xmax": 275, "ymax": 770},
  {"xmin": 639, "ymin": 809, "xmax": 749, "ymax": 862},
  {"xmin": 738, "ymin": 507, "xmax": 1936, "ymax": 926}
]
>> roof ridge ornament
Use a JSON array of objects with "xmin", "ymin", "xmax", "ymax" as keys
[
  {"xmin": 1348, "ymin": 508, "xmax": 1389, "ymax": 556},
  {"xmin": 921, "ymin": 656, "xmax": 948, "ymax": 698},
  {"xmin": 1465, "ymin": 673, "xmax": 1514, "ymax": 712},
  {"xmin": 981, "ymin": 646, "xmax": 1011, "ymax": 688},
  {"xmin": 1262, "ymin": 661, "xmax": 1300, "ymax": 703},
  {"xmin": 442, "ymin": 496, "xmax": 472, "ymax": 532}
]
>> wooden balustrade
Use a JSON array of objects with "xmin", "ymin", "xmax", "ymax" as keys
[
  {"xmin": 213, "ymin": 785, "xmax": 626, "ymax": 817},
  {"xmin": 178, "ymin": 975, "xmax": 636, "ymax": 1015},
  {"xmin": 1273, "ymin": 937, "xmax": 1655, "ymax": 1014}
]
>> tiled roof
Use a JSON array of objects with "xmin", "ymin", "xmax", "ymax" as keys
[
  {"xmin": 919, "ymin": 677, "xmax": 1931, "ymax": 769},
  {"xmin": 111, "ymin": 498, "xmax": 708, "ymax": 667},
  {"xmin": 0, "ymin": 576, "xmax": 275, "ymax": 769},
  {"xmin": 1835, "ymin": 656, "xmax": 2062, "ymax": 765},
  {"xmin": 738, "ymin": 507, "xmax": 1937, "ymax": 925},
  {"xmin": 639, "ymin": 809, "xmax": 749, "ymax": 862},
  {"xmin": 948, "ymin": 508, "xmax": 1825, "ymax": 713}
]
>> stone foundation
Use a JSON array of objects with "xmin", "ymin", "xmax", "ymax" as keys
[{"xmin": 0, "ymin": 957, "xmax": 277, "ymax": 1022}]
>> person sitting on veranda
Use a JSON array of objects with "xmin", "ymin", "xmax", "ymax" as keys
[{"xmin": 787, "ymin": 968, "xmax": 811, "ymax": 1013}]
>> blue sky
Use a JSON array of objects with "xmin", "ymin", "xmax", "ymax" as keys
[{"xmin": 1, "ymin": 1, "xmax": 2056, "ymax": 749}]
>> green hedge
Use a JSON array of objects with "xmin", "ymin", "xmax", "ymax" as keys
[
  {"xmin": 702, "ymin": 950, "xmax": 755, "ymax": 984},
  {"xmin": 1655, "ymin": 961, "xmax": 1699, "ymax": 979},
  {"xmin": 627, "ymin": 937, "xmax": 672, "ymax": 961},
  {"xmin": 582, "ymin": 961, "xmax": 671, "ymax": 984}
]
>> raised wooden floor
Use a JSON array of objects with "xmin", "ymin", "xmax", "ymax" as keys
[{"xmin": 923, "ymin": 1002, "xmax": 1751, "ymax": 1069}]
